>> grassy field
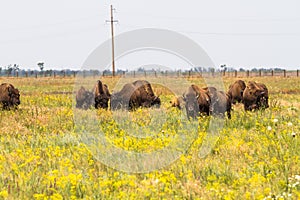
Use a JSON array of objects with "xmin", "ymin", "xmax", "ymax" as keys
[{"xmin": 0, "ymin": 76, "xmax": 299, "ymax": 199}]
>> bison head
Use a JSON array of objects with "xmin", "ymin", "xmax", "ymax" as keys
[
  {"xmin": 243, "ymin": 81, "xmax": 268, "ymax": 111},
  {"xmin": 95, "ymin": 94, "xmax": 110, "ymax": 109},
  {"xmin": 94, "ymin": 80, "xmax": 111, "ymax": 109},
  {"xmin": 205, "ymin": 87, "xmax": 219, "ymax": 113},
  {"xmin": 150, "ymin": 96, "xmax": 161, "ymax": 108},
  {"xmin": 257, "ymin": 93, "xmax": 269, "ymax": 109},
  {"xmin": 140, "ymin": 96, "xmax": 160, "ymax": 108},
  {"xmin": 8, "ymin": 87, "xmax": 20, "ymax": 107},
  {"xmin": 183, "ymin": 92, "xmax": 200, "ymax": 119}
]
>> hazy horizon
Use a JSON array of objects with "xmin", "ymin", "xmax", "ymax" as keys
[{"xmin": 1, "ymin": 0, "xmax": 300, "ymax": 71}]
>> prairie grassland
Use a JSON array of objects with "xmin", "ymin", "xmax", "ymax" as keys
[{"xmin": 0, "ymin": 76, "xmax": 299, "ymax": 199}]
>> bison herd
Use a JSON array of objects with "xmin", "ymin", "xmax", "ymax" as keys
[
  {"xmin": 75, "ymin": 79, "xmax": 269, "ymax": 120},
  {"xmin": 172, "ymin": 80, "xmax": 269, "ymax": 119},
  {"xmin": 0, "ymin": 79, "xmax": 269, "ymax": 119},
  {"xmin": 75, "ymin": 80, "xmax": 161, "ymax": 111}
]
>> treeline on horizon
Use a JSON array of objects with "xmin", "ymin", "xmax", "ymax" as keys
[{"xmin": 0, "ymin": 63, "xmax": 299, "ymax": 77}]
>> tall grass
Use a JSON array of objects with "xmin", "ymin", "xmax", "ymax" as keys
[{"xmin": 0, "ymin": 76, "xmax": 299, "ymax": 199}]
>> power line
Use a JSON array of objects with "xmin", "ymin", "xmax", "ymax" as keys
[
  {"xmin": 117, "ymin": 24, "xmax": 300, "ymax": 36},
  {"xmin": 0, "ymin": 14, "xmax": 106, "ymax": 32},
  {"xmin": 179, "ymin": 31, "xmax": 300, "ymax": 36},
  {"xmin": 117, "ymin": 11, "xmax": 300, "ymax": 22},
  {"xmin": 0, "ymin": 26, "xmax": 106, "ymax": 45}
]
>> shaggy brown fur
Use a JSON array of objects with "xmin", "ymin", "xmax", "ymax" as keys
[{"xmin": 0, "ymin": 83, "xmax": 20, "ymax": 110}]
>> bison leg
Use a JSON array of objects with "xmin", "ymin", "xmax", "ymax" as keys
[{"xmin": 227, "ymin": 111, "xmax": 231, "ymax": 119}]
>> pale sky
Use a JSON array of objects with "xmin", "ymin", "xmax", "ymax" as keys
[{"xmin": 1, "ymin": 0, "xmax": 300, "ymax": 71}]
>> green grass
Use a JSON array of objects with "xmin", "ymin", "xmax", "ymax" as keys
[{"xmin": 0, "ymin": 76, "xmax": 299, "ymax": 199}]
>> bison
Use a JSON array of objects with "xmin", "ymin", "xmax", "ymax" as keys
[
  {"xmin": 183, "ymin": 84, "xmax": 210, "ymax": 119},
  {"xmin": 94, "ymin": 80, "xmax": 111, "ymax": 109},
  {"xmin": 110, "ymin": 80, "xmax": 160, "ymax": 110},
  {"xmin": 227, "ymin": 80, "xmax": 246, "ymax": 104},
  {"xmin": 75, "ymin": 86, "xmax": 94, "ymax": 109},
  {"xmin": 204, "ymin": 87, "xmax": 232, "ymax": 119},
  {"xmin": 0, "ymin": 83, "xmax": 21, "ymax": 110},
  {"xmin": 132, "ymin": 80, "xmax": 161, "ymax": 108},
  {"xmin": 243, "ymin": 81, "xmax": 269, "ymax": 111}
]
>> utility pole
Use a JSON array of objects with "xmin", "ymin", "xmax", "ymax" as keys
[{"xmin": 106, "ymin": 5, "xmax": 118, "ymax": 76}]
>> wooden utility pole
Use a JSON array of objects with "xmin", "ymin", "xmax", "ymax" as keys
[{"xmin": 106, "ymin": 5, "xmax": 118, "ymax": 76}]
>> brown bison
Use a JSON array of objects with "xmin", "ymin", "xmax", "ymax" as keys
[
  {"xmin": 76, "ymin": 86, "xmax": 94, "ymax": 109},
  {"xmin": 110, "ymin": 80, "xmax": 160, "ymax": 110},
  {"xmin": 94, "ymin": 80, "xmax": 111, "ymax": 109},
  {"xmin": 183, "ymin": 84, "xmax": 210, "ymax": 119},
  {"xmin": 227, "ymin": 80, "xmax": 246, "ymax": 104},
  {"xmin": 243, "ymin": 81, "xmax": 269, "ymax": 111},
  {"xmin": 204, "ymin": 87, "xmax": 232, "ymax": 119},
  {"xmin": 132, "ymin": 80, "xmax": 161, "ymax": 108},
  {"xmin": 0, "ymin": 83, "xmax": 21, "ymax": 110}
]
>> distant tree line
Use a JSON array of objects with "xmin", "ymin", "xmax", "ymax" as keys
[{"xmin": 0, "ymin": 63, "xmax": 297, "ymax": 77}]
